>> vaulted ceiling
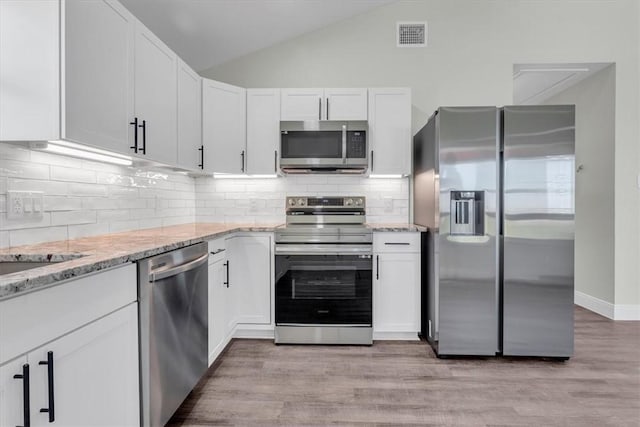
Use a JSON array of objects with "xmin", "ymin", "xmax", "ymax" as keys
[{"xmin": 119, "ymin": 0, "xmax": 395, "ymax": 72}]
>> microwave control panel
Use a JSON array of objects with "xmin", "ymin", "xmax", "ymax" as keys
[{"xmin": 347, "ymin": 131, "xmax": 366, "ymax": 158}]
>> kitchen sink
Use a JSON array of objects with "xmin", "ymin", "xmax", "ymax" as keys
[{"xmin": 0, "ymin": 255, "xmax": 85, "ymax": 275}]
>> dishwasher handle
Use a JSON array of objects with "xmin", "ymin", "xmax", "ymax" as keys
[{"xmin": 149, "ymin": 253, "xmax": 208, "ymax": 282}]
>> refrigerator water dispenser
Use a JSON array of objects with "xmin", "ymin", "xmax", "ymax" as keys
[{"xmin": 450, "ymin": 191, "xmax": 484, "ymax": 236}]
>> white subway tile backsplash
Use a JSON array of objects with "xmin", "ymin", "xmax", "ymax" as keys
[
  {"xmin": 0, "ymin": 143, "xmax": 197, "ymax": 248},
  {"xmin": 50, "ymin": 166, "xmax": 97, "ymax": 183},
  {"xmin": 67, "ymin": 223, "xmax": 110, "ymax": 240},
  {"xmin": 45, "ymin": 196, "xmax": 84, "ymax": 211},
  {"xmin": 69, "ymin": 183, "xmax": 108, "ymax": 197},
  {"xmin": 8, "ymin": 179, "xmax": 68, "ymax": 195},
  {"xmin": 1, "ymin": 159, "xmax": 50, "ymax": 180},
  {"xmin": 9, "ymin": 226, "xmax": 67, "ymax": 247},
  {"xmin": 51, "ymin": 210, "xmax": 97, "ymax": 226}
]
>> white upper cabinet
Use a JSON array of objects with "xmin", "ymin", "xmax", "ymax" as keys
[
  {"xmin": 246, "ymin": 89, "xmax": 281, "ymax": 175},
  {"xmin": 202, "ymin": 79, "xmax": 247, "ymax": 174},
  {"xmin": 280, "ymin": 88, "xmax": 324, "ymax": 121},
  {"xmin": 368, "ymin": 88, "xmax": 412, "ymax": 176},
  {"xmin": 281, "ymin": 88, "xmax": 367, "ymax": 121},
  {"xmin": 324, "ymin": 88, "xmax": 368, "ymax": 120},
  {"xmin": 134, "ymin": 21, "xmax": 177, "ymax": 165},
  {"xmin": 176, "ymin": 59, "xmax": 203, "ymax": 171},
  {"xmin": 64, "ymin": 0, "xmax": 135, "ymax": 154},
  {"xmin": 0, "ymin": 1, "xmax": 60, "ymax": 141}
]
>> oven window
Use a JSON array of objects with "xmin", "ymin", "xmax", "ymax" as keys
[
  {"xmin": 280, "ymin": 131, "xmax": 343, "ymax": 158},
  {"xmin": 275, "ymin": 254, "xmax": 372, "ymax": 325}
]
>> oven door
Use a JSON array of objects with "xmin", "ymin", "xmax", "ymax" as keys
[{"xmin": 275, "ymin": 245, "xmax": 372, "ymax": 325}]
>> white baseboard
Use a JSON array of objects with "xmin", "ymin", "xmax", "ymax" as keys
[
  {"xmin": 575, "ymin": 291, "xmax": 640, "ymax": 320},
  {"xmin": 232, "ymin": 324, "xmax": 275, "ymax": 339},
  {"xmin": 372, "ymin": 331, "xmax": 420, "ymax": 341},
  {"xmin": 614, "ymin": 304, "xmax": 640, "ymax": 321}
]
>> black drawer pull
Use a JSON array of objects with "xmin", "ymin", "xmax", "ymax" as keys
[
  {"xmin": 384, "ymin": 242, "xmax": 411, "ymax": 245},
  {"xmin": 13, "ymin": 363, "xmax": 30, "ymax": 427},
  {"xmin": 38, "ymin": 351, "xmax": 55, "ymax": 422}
]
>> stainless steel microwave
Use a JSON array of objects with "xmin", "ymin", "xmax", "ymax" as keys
[{"xmin": 279, "ymin": 121, "xmax": 368, "ymax": 174}]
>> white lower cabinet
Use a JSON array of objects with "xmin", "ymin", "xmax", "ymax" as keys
[
  {"xmin": 373, "ymin": 232, "xmax": 421, "ymax": 338},
  {"xmin": 226, "ymin": 234, "xmax": 272, "ymax": 325},
  {"xmin": 0, "ymin": 304, "xmax": 139, "ymax": 427},
  {"xmin": 208, "ymin": 239, "xmax": 231, "ymax": 365},
  {"xmin": 0, "ymin": 264, "xmax": 139, "ymax": 427}
]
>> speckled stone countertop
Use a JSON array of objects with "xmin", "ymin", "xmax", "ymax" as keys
[
  {"xmin": 0, "ymin": 223, "xmax": 282, "ymax": 300},
  {"xmin": 366, "ymin": 223, "xmax": 427, "ymax": 232}
]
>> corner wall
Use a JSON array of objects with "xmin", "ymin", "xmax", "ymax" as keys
[
  {"xmin": 201, "ymin": 0, "xmax": 640, "ymax": 311},
  {"xmin": 544, "ymin": 66, "xmax": 616, "ymax": 315}
]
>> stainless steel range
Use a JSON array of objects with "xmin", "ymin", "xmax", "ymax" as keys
[{"xmin": 274, "ymin": 196, "xmax": 373, "ymax": 345}]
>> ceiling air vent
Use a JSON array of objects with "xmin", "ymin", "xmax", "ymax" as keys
[{"xmin": 397, "ymin": 22, "xmax": 427, "ymax": 47}]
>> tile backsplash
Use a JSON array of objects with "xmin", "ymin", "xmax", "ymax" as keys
[
  {"xmin": 195, "ymin": 175, "xmax": 409, "ymax": 224},
  {"xmin": 0, "ymin": 143, "xmax": 196, "ymax": 248},
  {"xmin": 1, "ymin": 143, "xmax": 410, "ymax": 248}
]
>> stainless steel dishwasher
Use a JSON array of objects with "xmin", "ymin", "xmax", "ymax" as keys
[{"xmin": 138, "ymin": 242, "xmax": 208, "ymax": 427}]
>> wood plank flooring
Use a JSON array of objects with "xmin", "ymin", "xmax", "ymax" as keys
[{"xmin": 169, "ymin": 307, "xmax": 640, "ymax": 426}]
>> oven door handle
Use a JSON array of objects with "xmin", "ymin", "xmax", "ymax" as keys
[{"xmin": 275, "ymin": 244, "xmax": 372, "ymax": 256}]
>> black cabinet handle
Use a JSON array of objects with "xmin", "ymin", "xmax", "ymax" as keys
[
  {"xmin": 13, "ymin": 364, "xmax": 30, "ymax": 427},
  {"xmin": 38, "ymin": 351, "xmax": 54, "ymax": 423},
  {"xmin": 198, "ymin": 145, "xmax": 204, "ymax": 169},
  {"xmin": 326, "ymin": 98, "xmax": 329, "ymax": 120},
  {"xmin": 274, "ymin": 150, "xmax": 278, "ymax": 173},
  {"xmin": 318, "ymin": 97, "xmax": 321, "ymax": 120},
  {"xmin": 376, "ymin": 255, "xmax": 379, "ymax": 280},
  {"xmin": 240, "ymin": 151, "xmax": 245, "ymax": 173},
  {"xmin": 138, "ymin": 120, "xmax": 146, "ymax": 155},
  {"xmin": 371, "ymin": 150, "xmax": 374, "ymax": 173},
  {"xmin": 384, "ymin": 242, "xmax": 411, "ymax": 245},
  {"xmin": 224, "ymin": 261, "xmax": 229, "ymax": 288},
  {"xmin": 129, "ymin": 117, "xmax": 138, "ymax": 153}
]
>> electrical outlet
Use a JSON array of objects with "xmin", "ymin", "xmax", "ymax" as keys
[
  {"xmin": 7, "ymin": 191, "xmax": 44, "ymax": 219},
  {"xmin": 249, "ymin": 199, "xmax": 258, "ymax": 213}
]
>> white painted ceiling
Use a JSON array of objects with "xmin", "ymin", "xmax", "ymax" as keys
[
  {"xmin": 513, "ymin": 63, "xmax": 611, "ymax": 105},
  {"xmin": 119, "ymin": 0, "xmax": 394, "ymax": 72}
]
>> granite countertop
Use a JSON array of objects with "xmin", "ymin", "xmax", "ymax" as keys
[
  {"xmin": 0, "ymin": 223, "xmax": 282, "ymax": 300},
  {"xmin": 366, "ymin": 223, "xmax": 427, "ymax": 232},
  {"xmin": 0, "ymin": 222, "xmax": 425, "ymax": 300}
]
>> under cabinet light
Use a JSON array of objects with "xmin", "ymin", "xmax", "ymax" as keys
[
  {"xmin": 369, "ymin": 174, "xmax": 406, "ymax": 179},
  {"xmin": 31, "ymin": 140, "xmax": 133, "ymax": 166},
  {"xmin": 213, "ymin": 173, "xmax": 278, "ymax": 179}
]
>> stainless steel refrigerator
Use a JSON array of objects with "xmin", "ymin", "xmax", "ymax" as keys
[{"xmin": 414, "ymin": 105, "xmax": 575, "ymax": 358}]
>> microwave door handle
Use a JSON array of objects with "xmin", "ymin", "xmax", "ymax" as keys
[{"xmin": 342, "ymin": 125, "xmax": 347, "ymax": 164}]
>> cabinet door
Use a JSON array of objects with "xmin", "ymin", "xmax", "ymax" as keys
[
  {"xmin": 202, "ymin": 79, "xmax": 247, "ymax": 174},
  {"xmin": 280, "ymin": 88, "xmax": 324, "ymax": 121},
  {"xmin": 324, "ymin": 88, "xmax": 368, "ymax": 121},
  {"xmin": 176, "ymin": 59, "xmax": 202, "ymax": 171},
  {"xmin": 208, "ymin": 259, "xmax": 228, "ymax": 365},
  {"xmin": 28, "ymin": 304, "xmax": 139, "ymax": 427},
  {"xmin": 134, "ymin": 21, "xmax": 177, "ymax": 165},
  {"xmin": 246, "ymin": 89, "xmax": 280, "ymax": 175},
  {"xmin": 0, "ymin": 1, "xmax": 60, "ymax": 141},
  {"xmin": 64, "ymin": 0, "xmax": 135, "ymax": 154},
  {"xmin": 374, "ymin": 252, "xmax": 420, "ymax": 332},
  {"xmin": 368, "ymin": 88, "xmax": 412, "ymax": 175},
  {"xmin": 0, "ymin": 356, "xmax": 29, "ymax": 427},
  {"xmin": 226, "ymin": 235, "xmax": 271, "ymax": 325}
]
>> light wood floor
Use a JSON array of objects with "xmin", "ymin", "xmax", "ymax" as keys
[{"xmin": 169, "ymin": 307, "xmax": 640, "ymax": 426}]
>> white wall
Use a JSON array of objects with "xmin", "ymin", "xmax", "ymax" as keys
[
  {"xmin": 201, "ymin": 0, "xmax": 640, "ymax": 306},
  {"xmin": 0, "ymin": 143, "xmax": 196, "ymax": 248},
  {"xmin": 195, "ymin": 176, "xmax": 408, "ymax": 224},
  {"xmin": 545, "ymin": 65, "xmax": 615, "ymax": 305}
]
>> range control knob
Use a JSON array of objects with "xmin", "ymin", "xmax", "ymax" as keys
[
  {"xmin": 355, "ymin": 198, "xmax": 363, "ymax": 206},
  {"xmin": 297, "ymin": 198, "xmax": 306, "ymax": 206},
  {"xmin": 345, "ymin": 198, "xmax": 354, "ymax": 206},
  {"xmin": 288, "ymin": 198, "xmax": 296, "ymax": 206}
]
